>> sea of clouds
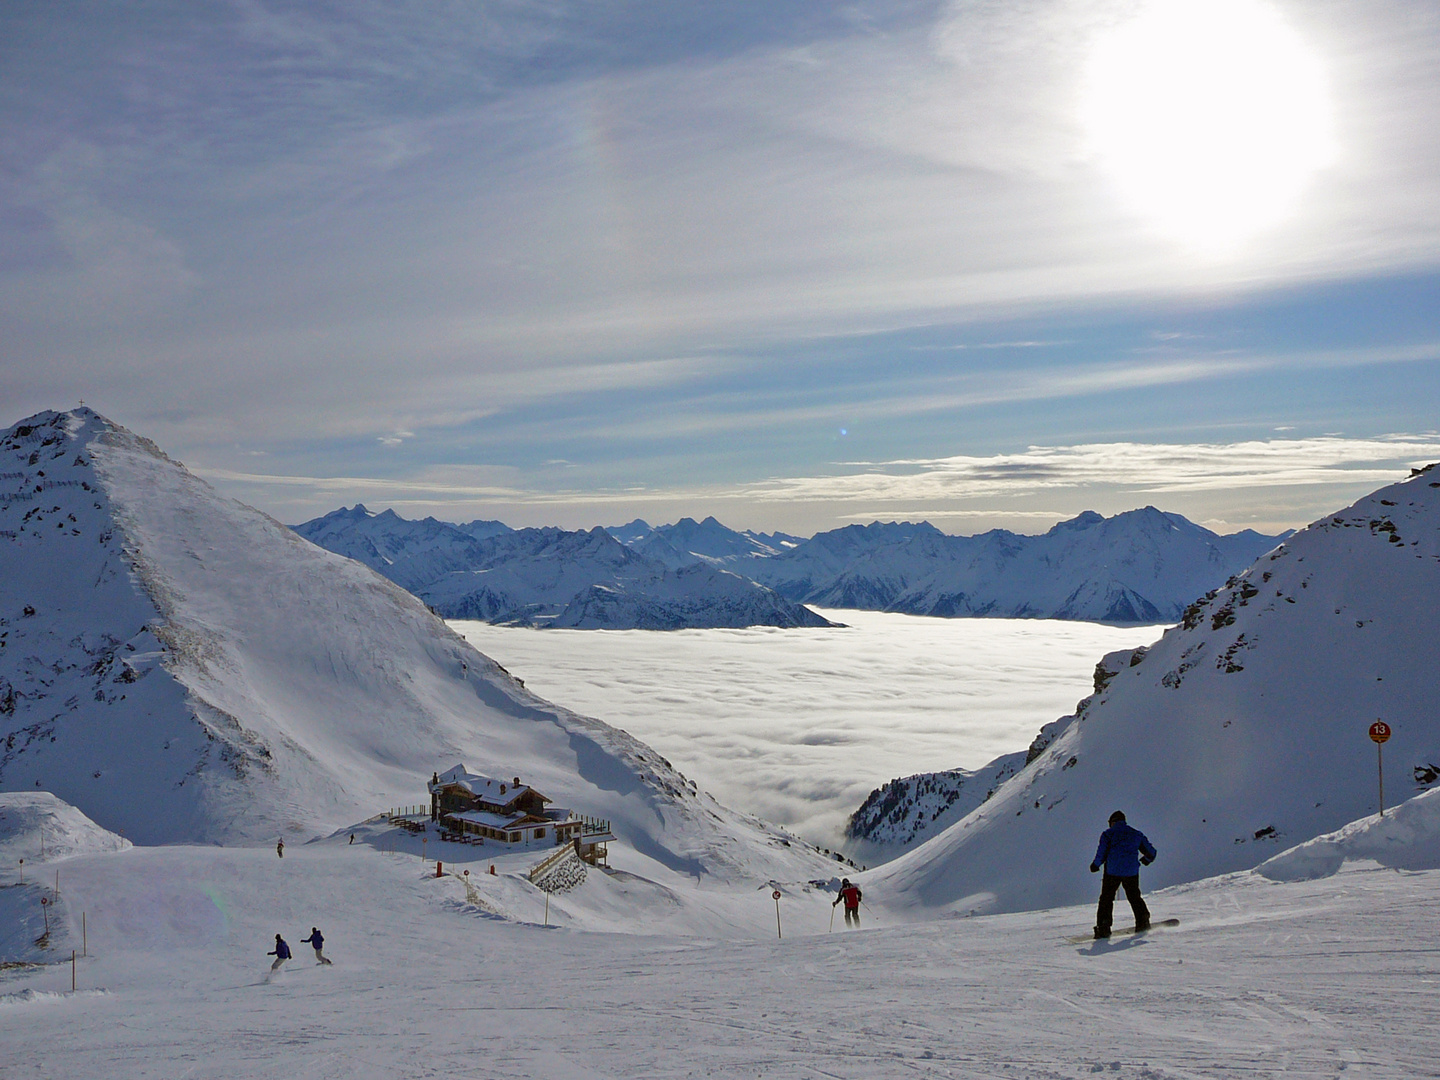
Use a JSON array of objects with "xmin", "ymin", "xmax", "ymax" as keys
[{"xmin": 450, "ymin": 611, "xmax": 1160, "ymax": 850}]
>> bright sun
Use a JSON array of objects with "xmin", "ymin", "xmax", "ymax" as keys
[{"xmin": 1081, "ymin": 0, "xmax": 1335, "ymax": 251}]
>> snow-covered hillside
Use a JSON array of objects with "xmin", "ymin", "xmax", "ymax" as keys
[
  {"xmin": 296, "ymin": 506, "xmax": 830, "ymax": 630},
  {"xmin": 0, "ymin": 791, "xmax": 130, "ymax": 865},
  {"xmin": 0, "ymin": 793, "xmax": 128, "ymax": 962},
  {"xmin": 0, "ymin": 409, "xmax": 835, "ymax": 883},
  {"xmin": 865, "ymin": 466, "xmax": 1440, "ymax": 915},
  {"xmin": 843, "ymin": 752, "xmax": 1027, "ymax": 866},
  {"xmin": 747, "ymin": 510, "xmax": 1283, "ymax": 623}
]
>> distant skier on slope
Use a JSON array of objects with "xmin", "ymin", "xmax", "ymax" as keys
[
  {"xmin": 302, "ymin": 927, "xmax": 332, "ymax": 965},
  {"xmin": 276, "ymin": 839, "xmax": 284, "ymax": 859},
  {"xmin": 268, "ymin": 934, "xmax": 292, "ymax": 973},
  {"xmin": 834, "ymin": 878, "xmax": 863, "ymax": 928},
  {"xmin": 1090, "ymin": 810, "xmax": 1156, "ymax": 939}
]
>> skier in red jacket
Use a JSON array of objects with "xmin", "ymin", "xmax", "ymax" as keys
[{"xmin": 833, "ymin": 879, "xmax": 863, "ymax": 927}]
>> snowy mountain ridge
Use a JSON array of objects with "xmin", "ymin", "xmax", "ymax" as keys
[
  {"xmin": 863, "ymin": 464, "xmax": 1440, "ymax": 914},
  {"xmin": 295, "ymin": 506, "xmax": 830, "ymax": 630},
  {"xmin": 747, "ymin": 510, "xmax": 1285, "ymax": 624},
  {"xmin": 609, "ymin": 516, "xmax": 805, "ymax": 568},
  {"xmin": 0, "ymin": 408, "xmax": 836, "ymax": 884},
  {"xmin": 303, "ymin": 503, "xmax": 1281, "ymax": 629}
]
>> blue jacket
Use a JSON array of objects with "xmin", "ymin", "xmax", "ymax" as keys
[
  {"xmin": 303, "ymin": 931, "xmax": 323, "ymax": 948},
  {"xmin": 1092, "ymin": 823, "xmax": 1156, "ymax": 877},
  {"xmin": 269, "ymin": 940, "xmax": 291, "ymax": 960}
]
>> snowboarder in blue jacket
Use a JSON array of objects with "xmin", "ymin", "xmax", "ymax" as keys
[
  {"xmin": 302, "ymin": 927, "xmax": 332, "ymax": 965},
  {"xmin": 268, "ymin": 934, "xmax": 292, "ymax": 972},
  {"xmin": 1090, "ymin": 810, "xmax": 1156, "ymax": 939}
]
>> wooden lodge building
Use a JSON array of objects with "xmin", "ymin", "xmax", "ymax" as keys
[{"xmin": 428, "ymin": 765, "xmax": 609, "ymax": 856}]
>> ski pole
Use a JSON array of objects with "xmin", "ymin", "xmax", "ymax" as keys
[{"xmin": 829, "ymin": 905, "xmax": 835, "ymax": 933}]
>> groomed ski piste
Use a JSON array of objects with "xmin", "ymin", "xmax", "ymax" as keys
[{"xmin": 3, "ymin": 801, "xmax": 1439, "ymax": 1079}]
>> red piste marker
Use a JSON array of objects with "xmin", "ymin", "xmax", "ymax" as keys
[{"xmin": 1370, "ymin": 720, "xmax": 1391, "ymax": 816}]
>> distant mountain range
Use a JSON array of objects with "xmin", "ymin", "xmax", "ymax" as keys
[
  {"xmin": 295, "ymin": 507, "xmax": 1284, "ymax": 629},
  {"xmin": 294, "ymin": 507, "xmax": 830, "ymax": 630},
  {"xmin": 743, "ymin": 510, "xmax": 1286, "ymax": 624}
]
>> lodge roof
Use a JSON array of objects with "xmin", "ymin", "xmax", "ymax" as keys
[
  {"xmin": 429, "ymin": 764, "xmax": 549, "ymax": 807},
  {"xmin": 449, "ymin": 809, "xmax": 551, "ymax": 830}
]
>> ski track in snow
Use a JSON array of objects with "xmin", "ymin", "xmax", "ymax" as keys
[
  {"xmin": 2, "ymin": 840, "xmax": 1437, "ymax": 1079},
  {"xmin": 450, "ymin": 611, "xmax": 1160, "ymax": 849}
]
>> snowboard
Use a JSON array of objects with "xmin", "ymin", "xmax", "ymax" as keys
[{"xmin": 1066, "ymin": 918, "xmax": 1179, "ymax": 944}]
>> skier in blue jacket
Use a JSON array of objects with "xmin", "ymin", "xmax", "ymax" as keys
[{"xmin": 1089, "ymin": 810, "xmax": 1156, "ymax": 939}]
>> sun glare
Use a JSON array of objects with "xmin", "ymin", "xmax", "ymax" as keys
[{"xmin": 1081, "ymin": 0, "xmax": 1335, "ymax": 251}]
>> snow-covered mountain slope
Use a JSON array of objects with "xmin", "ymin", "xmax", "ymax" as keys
[
  {"xmin": 746, "ymin": 510, "xmax": 1283, "ymax": 623},
  {"xmin": 0, "ymin": 791, "xmax": 130, "ymax": 865},
  {"xmin": 0, "ymin": 409, "xmax": 836, "ymax": 881},
  {"xmin": 842, "ymin": 752, "xmax": 1027, "ymax": 866},
  {"xmin": 296, "ymin": 507, "xmax": 828, "ymax": 630},
  {"xmin": 864, "ymin": 466, "xmax": 1440, "ymax": 915}
]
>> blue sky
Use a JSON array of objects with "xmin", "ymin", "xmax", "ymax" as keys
[{"xmin": 3, "ymin": 0, "xmax": 1437, "ymax": 535}]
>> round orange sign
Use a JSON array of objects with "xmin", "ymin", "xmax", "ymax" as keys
[{"xmin": 1369, "ymin": 720, "xmax": 1392, "ymax": 744}]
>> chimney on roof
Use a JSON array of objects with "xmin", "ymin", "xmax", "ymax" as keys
[{"xmin": 514, "ymin": 776, "xmax": 521, "ymax": 787}]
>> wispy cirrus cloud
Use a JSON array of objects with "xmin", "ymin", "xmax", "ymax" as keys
[
  {"xmin": 201, "ymin": 434, "xmax": 1440, "ymax": 537},
  {"xmin": 743, "ymin": 435, "xmax": 1440, "ymax": 503},
  {"xmin": 2, "ymin": 1, "xmax": 1436, "ymax": 536}
]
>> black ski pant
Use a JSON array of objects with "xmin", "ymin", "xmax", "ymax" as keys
[
  {"xmin": 1095, "ymin": 873, "xmax": 1148, "ymax": 932},
  {"xmin": 844, "ymin": 906, "xmax": 860, "ymax": 927}
]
